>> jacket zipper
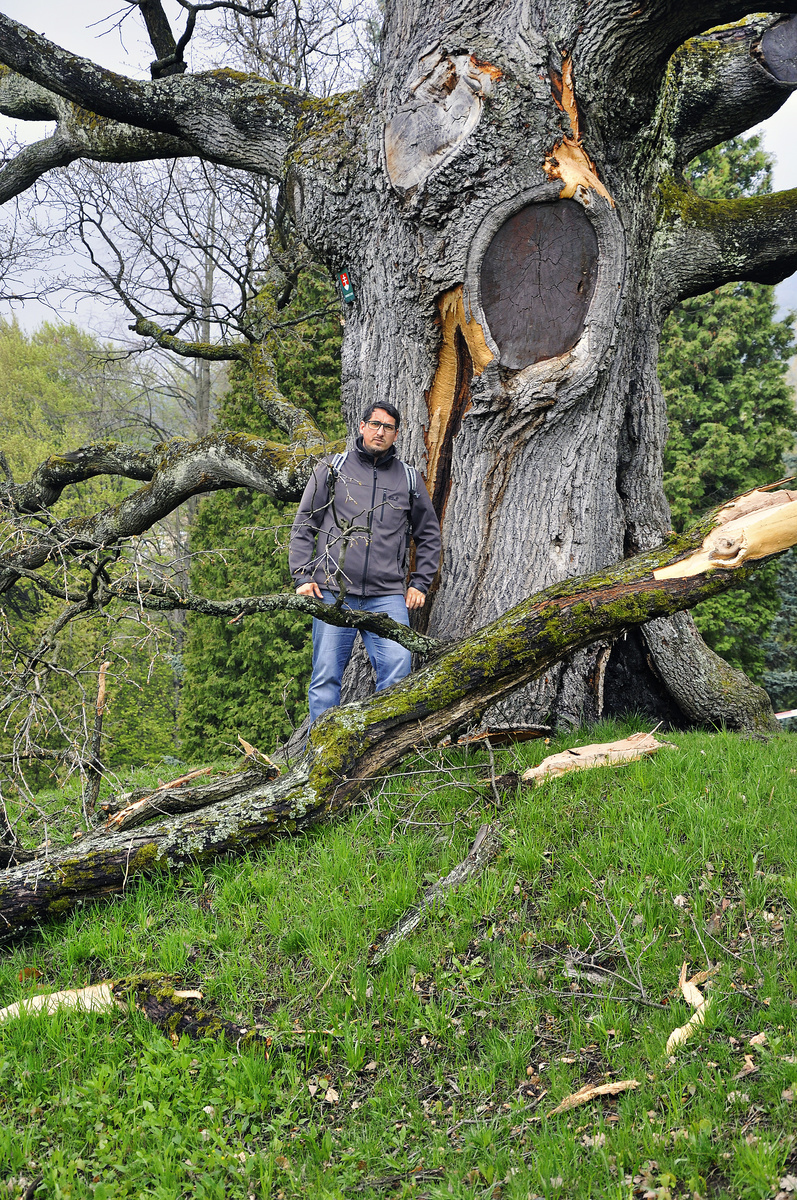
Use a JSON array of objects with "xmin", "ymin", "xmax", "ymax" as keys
[{"xmin": 360, "ymin": 463, "xmax": 378, "ymax": 593}]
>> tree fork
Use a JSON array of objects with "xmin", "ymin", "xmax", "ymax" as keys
[{"xmin": 1, "ymin": 489, "xmax": 794, "ymax": 943}]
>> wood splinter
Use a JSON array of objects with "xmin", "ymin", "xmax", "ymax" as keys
[{"xmin": 521, "ymin": 731, "xmax": 673, "ymax": 785}]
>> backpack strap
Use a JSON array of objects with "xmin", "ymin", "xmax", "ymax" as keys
[
  {"xmin": 401, "ymin": 460, "xmax": 419, "ymax": 503},
  {"xmin": 327, "ymin": 451, "xmax": 348, "ymax": 484}
]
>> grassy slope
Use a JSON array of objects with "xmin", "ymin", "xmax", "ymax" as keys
[{"xmin": 1, "ymin": 721, "xmax": 795, "ymax": 1200}]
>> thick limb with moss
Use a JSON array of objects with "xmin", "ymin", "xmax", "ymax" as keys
[
  {"xmin": 661, "ymin": 18, "xmax": 797, "ymax": 169},
  {"xmin": 0, "ymin": 429, "xmax": 341, "ymax": 593},
  {"xmin": 0, "ymin": 489, "xmax": 792, "ymax": 941},
  {"xmin": 0, "ymin": 67, "xmax": 193, "ymax": 204},
  {"xmin": 0, "ymin": 17, "xmax": 302, "ymax": 176},
  {"xmin": 655, "ymin": 182, "xmax": 797, "ymax": 302}
]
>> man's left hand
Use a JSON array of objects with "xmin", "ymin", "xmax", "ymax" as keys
[{"xmin": 406, "ymin": 587, "xmax": 426, "ymax": 611}]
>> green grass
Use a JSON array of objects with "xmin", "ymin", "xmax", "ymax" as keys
[{"xmin": 1, "ymin": 720, "xmax": 796, "ymax": 1199}]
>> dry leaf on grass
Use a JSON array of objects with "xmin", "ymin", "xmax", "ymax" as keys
[
  {"xmin": 666, "ymin": 962, "xmax": 713, "ymax": 1054},
  {"xmin": 749, "ymin": 1032, "xmax": 768, "ymax": 1047},
  {"xmin": 547, "ymin": 1078, "xmax": 640, "ymax": 1117},
  {"xmin": 734, "ymin": 1055, "xmax": 758, "ymax": 1080},
  {"xmin": 521, "ymin": 732, "xmax": 673, "ymax": 785}
]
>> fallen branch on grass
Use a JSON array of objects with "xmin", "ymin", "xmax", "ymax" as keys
[
  {"xmin": 0, "ymin": 974, "xmax": 273, "ymax": 1049},
  {"xmin": 99, "ymin": 764, "xmax": 278, "ymax": 832},
  {"xmin": 368, "ymin": 823, "xmax": 502, "ymax": 965},
  {"xmin": 1, "ymin": 487, "xmax": 795, "ymax": 941}
]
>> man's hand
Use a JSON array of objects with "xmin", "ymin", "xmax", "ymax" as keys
[
  {"xmin": 296, "ymin": 581, "xmax": 324, "ymax": 599},
  {"xmin": 406, "ymin": 587, "xmax": 426, "ymax": 611}
]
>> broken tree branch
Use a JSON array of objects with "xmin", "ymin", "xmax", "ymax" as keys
[{"xmin": 0, "ymin": 486, "xmax": 794, "ymax": 941}]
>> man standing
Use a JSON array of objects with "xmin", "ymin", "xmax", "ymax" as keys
[{"xmin": 289, "ymin": 403, "xmax": 441, "ymax": 724}]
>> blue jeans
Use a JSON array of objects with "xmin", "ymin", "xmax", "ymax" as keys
[{"xmin": 308, "ymin": 590, "xmax": 411, "ymax": 724}]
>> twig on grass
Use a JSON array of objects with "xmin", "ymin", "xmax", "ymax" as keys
[
  {"xmin": 574, "ymin": 858, "xmax": 649, "ymax": 1000},
  {"xmin": 689, "ymin": 911, "xmax": 713, "ymax": 966},
  {"xmin": 353, "ymin": 1166, "xmax": 446, "ymax": 1193},
  {"xmin": 368, "ymin": 823, "xmax": 502, "ymax": 965},
  {"xmin": 741, "ymin": 897, "xmax": 763, "ymax": 978},
  {"xmin": 542, "ymin": 987, "xmax": 665, "ymax": 1010}
]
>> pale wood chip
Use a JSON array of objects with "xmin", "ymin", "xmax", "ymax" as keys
[
  {"xmin": 0, "ymin": 982, "xmax": 119, "ymax": 1022},
  {"xmin": 547, "ymin": 1078, "xmax": 640, "ymax": 1117},
  {"xmin": 666, "ymin": 961, "xmax": 713, "ymax": 1053}
]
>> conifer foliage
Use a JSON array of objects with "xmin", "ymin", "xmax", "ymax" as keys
[
  {"xmin": 179, "ymin": 271, "xmax": 344, "ymax": 756},
  {"xmin": 659, "ymin": 136, "xmax": 797, "ymax": 679}
]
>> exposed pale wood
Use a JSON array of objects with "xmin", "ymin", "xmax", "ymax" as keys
[
  {"xmin": 424, "ymin": 285, "xmax": 493, "ymax": 515},
  {"xmin": 0, "ymin": 982, "xmax": 119, "ymax": 1022},
  {"xmin": 384, "ymin": 53, "xmax": 500, "ymax": 192},
  {"xmin": 521, "ymin": 732, "xmax": 672, "ymax": 785},
  {"xmin": 654, "ymin": 497, "xmax": 797, "ymax": 581},
  {"xmin": 543, "ymin": 55, "xmax": 614, "ymax": 206}
]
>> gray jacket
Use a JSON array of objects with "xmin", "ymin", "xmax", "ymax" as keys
[{"xmin": 289, "ymin": 439, "xmax": 441, "ymax": 596}]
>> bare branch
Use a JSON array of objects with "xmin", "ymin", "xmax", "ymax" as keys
[
  {"xmin": 661, "ymin": 17, "xmax": 797, "ymax": 170},
  {"xmin": 0, "ymin": 429, "xmax": 341, "ymax": 593},
  {"xmin": 578, "ymin": 2, "xmax": 797, "ymax": 110},
  {"xmin": 134, "ymin": 0, "xmax": 185, "ymax": 77},
  {"xmin": 5, "ymin": 444, "xmax": 164, "ymax": 515},
  {"xmin": 653, "ymin": 180, "xmax": 797, "ymax": 304},
  {"xmin": 129, "ymin": 319, "xmax": 329, "ymax": 442},
  {"xmin": 101, "ymin": 579, "xmax": 439, "ymax": 654}
]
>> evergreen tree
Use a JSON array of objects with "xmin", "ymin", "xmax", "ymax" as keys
[
  {"xmin": 179, "ymin": 270, "xmax": 344, "ymax": 756},
  {"xmin": 659, "ymin": 136, "xmax": 797, "ymax": 679}
]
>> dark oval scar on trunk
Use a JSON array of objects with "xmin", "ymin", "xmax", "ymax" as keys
[{"xmin": 480, "ymin": 199, "xmax": 598, "ymax": 369}]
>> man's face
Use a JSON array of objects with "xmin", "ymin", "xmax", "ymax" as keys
[{"xmin": 360, "ymin": 408, "xmax": 398, "ymax": 455}]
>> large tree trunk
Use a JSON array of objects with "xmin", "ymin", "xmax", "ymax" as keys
[
  {"xmin": 2, "ymin": 489, "xmax": 795, "ymax": 940},
  {"xmin": 289, "ymin": 5, "xmax": 797, "ymax": 728},
  {"xmin": 2, "ymin": 5, "xmax": 797, "ymax": 732}
]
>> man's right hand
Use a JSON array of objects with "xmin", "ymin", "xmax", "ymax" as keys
[{"xmin": 296, "ymin": 581, "xmax": 324, "ymax": 599}]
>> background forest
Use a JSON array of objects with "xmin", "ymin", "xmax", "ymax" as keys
[{"xmin": 1, "ymin": 135, "xmax": 796, "ymax": 781}]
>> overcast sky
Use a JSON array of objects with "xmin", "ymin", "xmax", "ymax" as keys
[{"xmin": 2, "ymin": 1, "xmax": 796, "ymax": 326}]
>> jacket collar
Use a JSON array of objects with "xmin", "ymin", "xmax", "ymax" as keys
[{"xmin": 354, "ymin": 435, "xmax": 396, "ymax": 468}]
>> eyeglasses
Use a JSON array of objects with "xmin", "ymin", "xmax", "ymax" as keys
[{"xmin": 365, "ymin": 419, "xmax": 396, "ymax": 432}]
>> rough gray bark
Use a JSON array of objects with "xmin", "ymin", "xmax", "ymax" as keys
[
  {"xmin": 1, "ymin": 489, "xmax": 793, "ymax": 941},
  {"xmin": 3, "ymin": 5, "xmax": 797, "ymax": 729}
]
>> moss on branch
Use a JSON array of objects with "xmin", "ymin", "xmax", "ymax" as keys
[{"xmin": 1, "ymin": 488, "xmax": 792, "ymax": 941}]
